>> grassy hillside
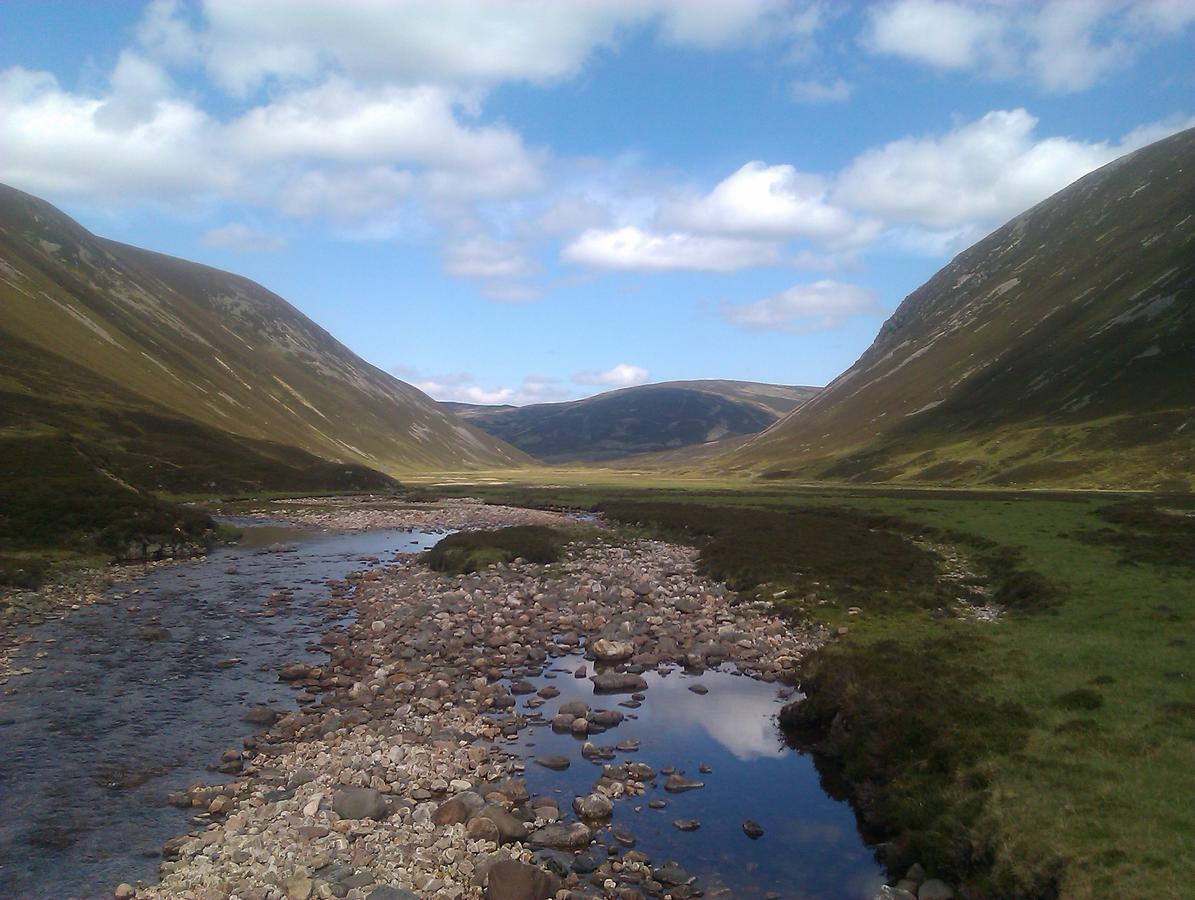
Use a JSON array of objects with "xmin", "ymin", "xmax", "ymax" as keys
[
  {"xmin": 444, "ymin": 379, "xmax": 817, "ymax": 462},
  {"xmin": 724, "ymin": 127, "xmax": 1195, "ymax": 490},
  {"xmin": 0, "ymin": 183, "xmax": 529, "ymax": 479}
]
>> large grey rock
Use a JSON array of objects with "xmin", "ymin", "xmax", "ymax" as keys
[
  {"xmin": 591, "ymin": 638, "xmax": 635, "ymax": 662},
  {"xmin": 590, "ymin": 671, "xmax": 648, "ymax": 694},
  {"xmin": 473, "ymin": 805, "xmax": 529, "ymax": 843},
  {"xmin": 527, "ymin": 822, "xmax": 592, "ymax": 850},
  {"xmin": 663, "ymin": 773, "xmax": 704, "ymax": 793},
  {"xmin": 652, "ymin": 861, "xmax": 692, "ymax": 885},
  {"xmin": 918, "ymin": 880, "xmax": 954, "ymax": 900},
  {"xmin": 572, "ymin": 792, "xmax": 613, "ymax": 819},
  {"xmin": 485, "ymin": 859, "xmax": 561, "ymax": 900},
  {"xmin": 367, "ymin": 888, "xmax": 419, "ymax": 900},
  {"xmin": 872, "ymin": 887, "xmax": 916, "ymax": 900},
  {"xmin": 433, "ymin": 791, "xmax": 483, "ymax": 826},
  {"xmin": 331, "ymin": 787, "xmax": 387, "ymax": 821}
]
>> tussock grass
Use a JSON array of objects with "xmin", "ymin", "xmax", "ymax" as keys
[{"xmin": 422, "ymin": 525, "xmax": 564, "ymax": 574}]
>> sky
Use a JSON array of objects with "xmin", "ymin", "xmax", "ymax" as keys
[{"xmin": 2, "ymin": 1, "xmax": 1193, "ymax": 405}]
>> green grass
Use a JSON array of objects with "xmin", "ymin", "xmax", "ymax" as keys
[
  {"xmin": 420, "ymin": 478, "xmax": 1194, "ymax": 898},
  {"xmin": 422, "ymin": 525, "xmax": 565, "ymax": 574},
  {"xmin": 0, "ymin": 431, "xmax": 218, "ymax": 588}
]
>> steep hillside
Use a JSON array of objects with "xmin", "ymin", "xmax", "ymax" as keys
[
  {"xmin": 445, "ymin": 380, "xmax": 817, "ymax": 463},
  {"xmin": 725, "ymin": 127, "xmax": 1195, "ymax": 490},
  {"xmin": 0, "ymin": 184, "xmax": 528, "ymax": 493}
]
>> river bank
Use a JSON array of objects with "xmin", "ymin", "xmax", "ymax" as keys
[{"xmin": 125, "ymin": 504, "xmax": 878, "ymax": 899}]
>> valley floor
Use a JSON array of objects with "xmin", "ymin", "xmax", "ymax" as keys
[{"xmin": 130, "ymin": 500, "xmax": 845, "ymax": 900}]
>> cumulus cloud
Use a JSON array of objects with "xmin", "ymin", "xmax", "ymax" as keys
[
  {"xmin": 200, "ymin": 222, "xmax": 287, "ymax": 252},
  {"xmin": 864, "ymin": 0, "xmax": 1195, "ymax": 93},
  {"xmin": 833, "ymin": 108, "xmax": 1192, "ymax": 234},
  {"xmin": 865, "ymin": 0, "xmax": 1006, "ymax": 71},
  {"xmin": 666, "ymin": 161, "xmax": 878, "ymax": 245},
  {"xmin": 412, "ymin": 370, "xmax": 571, "ymax": 406},
  {"xmin": 193, "ymin": 0, "xmax": 804, "ymax": 94},
  {"xmin": 787, "ymin": 78, "xmax": 853, "ymax": 103},
  {"xmin": 573, "ymin": 363, "xmax": 650, "ymax": 387},
  {"xmin": 721, "ymin": 280, "xmax": 880, "ymax": 333},
  {"xmin": 562, "ymin": 226, "xmax": 779, "ymax": 272},
  {"xmin": 0, "ymin": 66, "xmax": 229, "ymax": 200}
]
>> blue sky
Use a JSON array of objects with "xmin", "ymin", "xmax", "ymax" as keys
[{"xmin": 2, "ymin": 1, "xmax": 1193, "ymax": 404}]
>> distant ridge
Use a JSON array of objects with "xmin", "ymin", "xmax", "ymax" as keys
[{"xmin": 444, "ymin": 380, "xmax": 818, "ymax": 463}]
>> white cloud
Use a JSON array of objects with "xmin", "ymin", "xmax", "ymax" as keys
[
  {"xmin": 865, "ymin": 0, "xmax": 1006, "ymax": 71},
  {"xmin": 562, "ymin": 226, "xmax": 779, "ymax": 272},
  {"xmin": 226, "ymin": 79, "xmax": 541, "ymax": 197},
  {"xmin": 277, "ymin": 166, "xmax": 415, "ymax": 224},
  {"xmin": 413, "ymin": 371, "xmax": 571, "ymax": 406},
  {"xmin": 787, "ymin": 78, "xmax": 853, "ymax": 103},
  {"xmin": 666, "ymin": 161, "xmax": 878, "ymax": 245},
  {"xmin": 0, "ymin": 66, "xmax": 230, "ymax": 201},
  {"xmin": 192, "ymin": 0, "xmax": 801, "ymax": 95},
  {"xmin": 443, "ymin": 235, "xmax": 536, "ymax": 279},
  {"xmin": 200, "ymin": 222, "xmax": 287, "ymax": 252},
  {"xmin": 832, "ymin": 108, "xmax": 1181, "ymax": 232},
  {"xmin": 722, "ymin": 280, "xmax": 880, "ymax": 332},
  {"xmin": 573, "ymin": 363, "xmax": 650, "ymax": 387},
  {"xmin": 864, "ymin": 0, "xmax": 1195, "ymax": 93}
]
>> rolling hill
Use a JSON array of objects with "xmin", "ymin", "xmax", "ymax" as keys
[
  {"xmin": 0, "ymin": 184, "xmax": 528, "ymax": 495},
  {"xmin": 723, "ymin": 127, "xmax": 1195, "ymax": 490},
  {"xmin": 444, "ymin": 380, "xmax": 818, "ymax": 463}
]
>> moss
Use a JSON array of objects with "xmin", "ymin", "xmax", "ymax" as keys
[
  {"xmin": 422, "ymin": 525, "xmax": 564, "ymax": 574},
  {"xmin": 1054, "ymin": 688, "xmax": 1105, "ymax": 711}
]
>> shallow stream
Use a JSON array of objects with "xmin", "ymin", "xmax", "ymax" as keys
[
  {"xmin": 503, "ymin": 663, "xmax": 885, "ymax": 898},
  {"xmin": 0, "ymin": 521, "xmax": 440, "ymax": 899}
]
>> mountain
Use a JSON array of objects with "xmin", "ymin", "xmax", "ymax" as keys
[
  {"xmin": 723, "ymin": 127, "xmax": 1195, "ymax": 490},
  {"xmin": 444, "ymin": 380, "xmax": 818, "ymax": 463},
  {"xmin": 0, "ymin": 184, "xmax": 528, "ymax": 495}
]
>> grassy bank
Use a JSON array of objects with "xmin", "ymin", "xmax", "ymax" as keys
[
  {"xmin": 424, "ymin": 479, "xmax": 1194, "ymax": 899},
  {"xmin": 0, "ymin": 432, "xmax": 220, "ymax": 592}
]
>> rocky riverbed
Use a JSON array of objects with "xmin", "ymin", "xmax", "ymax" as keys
[
  {"xmin": 124, "ymin": 503, "xmax": 892, "ymax": 900},
  {"xmin": 242, "ymin": 497, "xmax": 582, "ymax": 534}
]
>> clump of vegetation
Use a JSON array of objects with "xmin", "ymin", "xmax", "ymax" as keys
[
  {"xmin": 598, "ymin": 500, "xmax": 950, "ymax": 611},
  {"xmin": 1077, "ymin": 499, "xmax": 1195, "ymax": 569},
  {"xmin": 0, "ymin": 432, "xmax": 217, "ymax": 587},
  {"xmin": 422, "ymin": 525, "xmax": 563, "ymax": 574},
  {"xmin": 782, "ymin": 634, "xmax": 1040, "ymax": 889},
  {"xmin": 0, "ymin": 555, "xmax": 50, "ymax": 590}
]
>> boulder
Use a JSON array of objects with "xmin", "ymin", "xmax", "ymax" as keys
[
  {"xmin": 485, "ymin": 859, "xmax": 561, "ymax": 900},
  {"xmin": 527, "ymin": 822, "xmax": 592, "ymax": 850},
  {"xmin": 591, "ymin": 638, "xmax": 635, "ymax": 662},
  {"xmin": 663, "ymin": 774, "xmax": 704, "ymax": 793},
  {"xmin": 918, "ymin": 881, "xmax": 954, "ymax": 900},
  {"xmin": 331, "ymin": 787, "xmax": 387, "ymax": 821},
  {"xmin": 473, "ymin": 805, "xmax": 529, "ymax": 843},
  {"xmin": 572, "ymin": 792, "xmax": 614, "ymax": 819},
  {"xmin": 590, "ymin": 672, "xmax": 648, "ymax": 694},
  {"xmin": 367, "ymin": 888, "xmax": 420, "ymax": 900}
]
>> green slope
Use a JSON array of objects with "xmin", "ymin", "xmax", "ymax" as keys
[
  {"xmin": 0, "ymin": 183, "xmax": 529, "ymax": 490},
  {"xmin": 443, "ymin": 379, "xmax": 818, "ymax": 463},
  {"xmin": 725, "ymin": 127, "xmax": 1195, "ymax": 490}
]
